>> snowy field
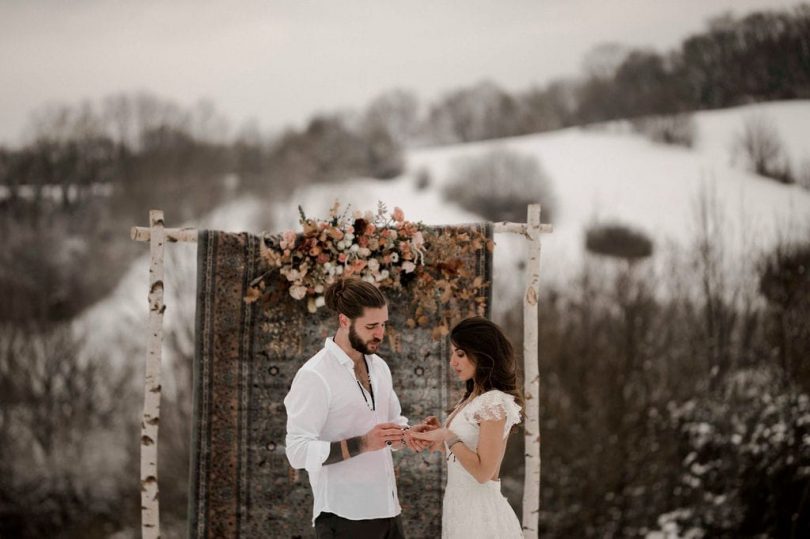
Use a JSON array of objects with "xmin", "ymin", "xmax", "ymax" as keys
[{"xmin": 80, "ymin": 100, "xmax": 810, "ymax": 372}]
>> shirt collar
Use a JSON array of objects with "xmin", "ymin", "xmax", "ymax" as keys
[{"xmin": 324, "ymin": 337, "xmax": 359, "ymax": 368}]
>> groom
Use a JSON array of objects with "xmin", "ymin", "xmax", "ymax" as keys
[{"xmin": 284, "ymin": 277, "xmax": 433, "ymax": 538}]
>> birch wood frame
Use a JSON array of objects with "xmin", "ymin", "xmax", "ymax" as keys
[
  {"xmin": 131, "ymin": 205, "xmax": 551, "ymax": 539},
  {"xmin": 139, "ymin": 210, "xmax": 165, "ymax": 539}
]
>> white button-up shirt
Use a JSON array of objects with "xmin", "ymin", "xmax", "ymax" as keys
[{"xmin": 284, "ymin": 337, "xmax": 408, "ymax": 524}]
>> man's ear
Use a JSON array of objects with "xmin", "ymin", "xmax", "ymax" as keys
[{"xmin": 338, "ymin": 314, "xmax": 349, "ymax": 329}]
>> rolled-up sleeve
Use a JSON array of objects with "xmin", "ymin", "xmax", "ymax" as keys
[{"xmin": 284, "ymin": 369, "xmax": 331, "ymax": 473}]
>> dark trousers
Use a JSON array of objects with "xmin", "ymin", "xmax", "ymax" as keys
[{"xmin": 314, "ymin": 511, "xmax": 406, "ymax": 539}]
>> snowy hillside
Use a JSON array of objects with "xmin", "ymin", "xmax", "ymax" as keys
[
  {"xmin": 79, "ymin": 100, "xmax": 810, "ymax": 371},
  {"xmin": 407, "ymin": 100, "xmax": 810, "ymax": 283},
  {"xmin": 278, "ymin": 100, "xmax": 810, "ymax": 311}
]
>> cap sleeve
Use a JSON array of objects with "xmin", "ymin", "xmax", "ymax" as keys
[{"xmin": 469, "ymin": 390, "xmax": 522, "ymax": 437}]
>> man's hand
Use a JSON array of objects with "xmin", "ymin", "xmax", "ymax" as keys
[
  {"xmin": 364, "ymin": 422, "xmax": 407, "ymax": 452},
  {"xmin": 405, "ymin": 416, "xmax": 441, "ymax": 452}
]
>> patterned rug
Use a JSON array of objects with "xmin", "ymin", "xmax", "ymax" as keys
[{"xmin": 189, "ymin": 225, "xmax": 493, "ymax": 538}]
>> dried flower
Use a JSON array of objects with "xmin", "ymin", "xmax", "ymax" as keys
[
  {"xmin": 248, "ymin": 202, "xmax": 489, "ymax": 335},
  {"xmin": 290, "ymin": 285, "xmax": 307, "ymax": 300}
]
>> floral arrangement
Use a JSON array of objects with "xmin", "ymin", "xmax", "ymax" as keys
[{"xmin": 246, "ymin": 201, "xmax": 492, "ymax": 338}]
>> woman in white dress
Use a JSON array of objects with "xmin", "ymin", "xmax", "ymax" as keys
[{"xmin": 410, "ymin": 317, "xmax": 524, "ymax": 538}]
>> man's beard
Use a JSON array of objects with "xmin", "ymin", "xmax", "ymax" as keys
[{"xmin": 349, "ymin": 322, "xmax": 382, "ymax": 355}]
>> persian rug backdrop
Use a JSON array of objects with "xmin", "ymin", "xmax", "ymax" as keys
[{"xmin": 189, "ymin": 224, "xmax": 493, "ymax": 538}]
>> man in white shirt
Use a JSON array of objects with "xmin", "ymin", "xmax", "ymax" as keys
[{"xmin": 284, "ymin": 277, "xmax": 429, "ymax": 538}]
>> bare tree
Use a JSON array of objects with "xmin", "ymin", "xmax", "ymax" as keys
[
  {"xmin": 734, "ymin": 114, "xmax": 792, "ymax": 183},
  {"xmin": 0, "ymin": 322, "xmax": 135, "ymax": 537},
  {"xmin": 443, "ymin": 148, "xmax": 556, "ymax": 223},
  {"xmin": 581, "ymin": 42, "xmax": 630, "ymax": 80},
  {"xmin": 427, "ymin": 81, "xmax": 524, "ymax": 143},
  {"xmin": 364, "ymin": 89, "xmax": 420, "ymax": 148}
]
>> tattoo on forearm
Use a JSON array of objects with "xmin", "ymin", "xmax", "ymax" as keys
[
  {"xmin": 346, "ymin": 436, "xmax": 363, "ymax": 456},
  {"xmin": 323, "ymin": 435, "xmax": 365, "ymax": 465},
  {"xmin": 323, "ymin": 443, "xmax": 343, "ymax": 465}
]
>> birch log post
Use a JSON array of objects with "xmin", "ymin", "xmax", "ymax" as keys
[
  {"xmin": 141, "ymin": 210, "xmax": 166, "ymax": 539},
  {"xmin": 522, "ymin": 204, "xmax": 542, "ymax": 539}
]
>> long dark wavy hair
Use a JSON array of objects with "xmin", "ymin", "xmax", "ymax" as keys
[{"xmin": 450, "ymin": 316, "xmax": 525, "ymax": 419}]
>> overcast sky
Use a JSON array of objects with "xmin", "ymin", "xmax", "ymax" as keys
[{"xmin": 0, "ymin": 0, "xmax": 805, "ymax": 145}]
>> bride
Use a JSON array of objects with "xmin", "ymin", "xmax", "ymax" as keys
[{"xmin": 410, "ymin": 317, "xmax": 524, "ymax": 538}]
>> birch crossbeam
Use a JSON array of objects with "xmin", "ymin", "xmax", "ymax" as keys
[
  {"xmin": 131, "ymin": 226, "xmax": 198, "ymax": 243},
  {"xmin": 130, "ymin": 221, "xmax": 553, "ymax": 243}
]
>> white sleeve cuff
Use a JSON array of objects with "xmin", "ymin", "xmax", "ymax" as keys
[{"xmin": 304, "ymin": 440, "xmax": 331, "ymax": 473}]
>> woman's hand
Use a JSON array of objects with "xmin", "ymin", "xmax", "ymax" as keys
[
  {"xmin": 410, "ymin": 427, "xmax": 448, "ymax": 443},
  {"xmin": 428, "ymin": 439, "xmax": 445, "ymax": 453},
  {"xmin": 405, "ymin": 416, "xmax": 441, "ymax": 451}
]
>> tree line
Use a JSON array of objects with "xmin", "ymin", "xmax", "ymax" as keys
[{"xmin": 422, "ymin": 4, "xmax": 810, "ymax": 143}]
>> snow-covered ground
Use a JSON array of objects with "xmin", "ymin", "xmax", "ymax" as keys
[
  {"xmin": 407, "ymin": 100, "xmax": 810, "ymax": 285},
  {"xmin": 80, "ymin": 100, "xmax": 810, "ymax": 372}
]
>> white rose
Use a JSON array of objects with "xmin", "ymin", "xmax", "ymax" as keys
[
  {"xmin": 289, "ymin": 285, "xmax": 307, "ymax": 300},
  {"xmin": 337, "ymin": 240, "xmax": 347, "ymax": 250},
  {"xmin": 345, "ymin": 233, "xmax": 355, "ymax": 242},
  {"xmin": 368, "ymin": 259, "xmax": 380, "ymax": 272},
  {"xmin": 402, "ymin": 261, "xmax": 416, "ymax": 273},
  {"xmin": 285, "ymin": 269, "xmax": 302, "ymax": 282},
  {"xmin": 376, "ymin": 269, "xmax": 390, "ymax": 282},
  {"xmin": 362, "ymin": 274, "xmax": 375, "ymax": 283},
  {"xmin": 315, "ymin": 296, "xmax": 326, "ymax": 308},
  {"xmin": 350, "ymin": 244, "xmax": 359, "ymax": 253},
  {"xmin": 336, "ymin": 266, "xmax": 344, "ymax": 275},
  {"xmin": 314, "ymin": 284, "xmax": 324, "ymax": 293},
  {"xmin": 359, "ymin": 247, "xmax": 371, "ymax": 257}
]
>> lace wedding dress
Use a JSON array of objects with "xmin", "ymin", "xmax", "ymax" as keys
[{"xmin": 442, "ymin": 389, "xmax": 524, "ymax": 538}]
